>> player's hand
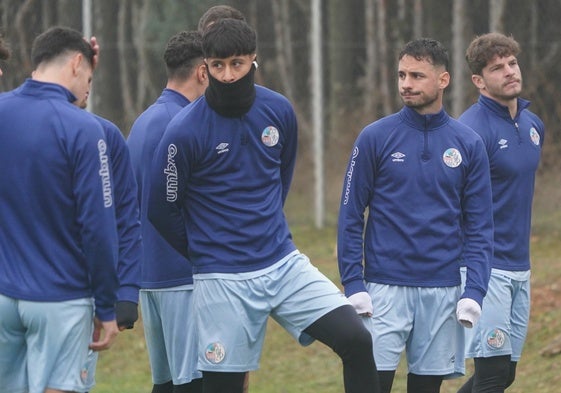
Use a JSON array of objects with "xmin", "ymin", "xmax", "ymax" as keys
[
  {"xmin": 116, "ymin": 301, "xmax": 138, "ymax": 330},
  {"xmin": 83, "ymin": 36, "xmax": 100, "ymax": 68},
  {"xmin": 91, "ymin": 36, "xmax": 100, "ymax": 68},
  {"xmin": 89, "ymin": 317, "xmax": 119, "ymax": 351},
  {"xmin": 456, "ymin": 298, "xmax": 481, "ymax": 328},
  {"xmin": 348, "ymin": 291, "xmax": 373, "ymax": 317}
]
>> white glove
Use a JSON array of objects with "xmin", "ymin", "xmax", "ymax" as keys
[
  {"xmin": 456, "ymin": 298, "xmax": 482, "ymax": 328},
  {"xmin": 348, "ymin": 292, "xmax": 373, "ymax": 317}
]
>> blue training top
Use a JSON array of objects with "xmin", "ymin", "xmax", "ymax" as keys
[
  {"xmin": 147, "ymin": 85, "xmax": 298, "ymax": 274},
  {"xmin": 0, "ymin": 79, "xmax": 119, "ymax": 321},
  {"xmin": 127, "ymin": 88, "xmax": 195, "ymax": 288},
  {"xmin": 458, "ymin": 94, "xmax": 544, "ymax": 272},
  {"xmin": 338, "ymin": 106, "xmax": 494, "ymax": 306},
  {"xmin": 94, "ymin": 114, "xmax": 141, "ymax": 303}
]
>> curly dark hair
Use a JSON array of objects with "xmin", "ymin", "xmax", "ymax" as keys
[
  {"xmin": 465, "ymin": 33, "xmax": 520, "ymax": 75},
  {"xmin": 163, "ymin": 30, "xmax": 204, "ymax": 80},
  {"xmin": 399, "ymin": 38, "xmax": 449, "ymax": 70}
]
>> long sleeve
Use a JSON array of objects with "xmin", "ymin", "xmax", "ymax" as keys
[
  {"xmin": 460, "ymin": 136, "xmax": 493, "ymax": 306},
  {"xmin": 147, "ymin": 125, "xmax": 189, "ymax": 259},
  {"xmin": 337, "ymin": 135, "xmax": 375, "ymax": 297}
]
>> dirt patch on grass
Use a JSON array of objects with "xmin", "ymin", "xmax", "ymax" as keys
[{"xmin": 533, "ymin": 283, "xmax": 561, "ymax": 311}]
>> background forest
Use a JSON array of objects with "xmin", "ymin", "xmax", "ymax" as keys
[
  {"xmin": 1, "ymin": 1, "xmax": 560, "ymax": 224},
  {"xmin": 1, "ymin": 1, "xmax": 561, "ymax": 391}
]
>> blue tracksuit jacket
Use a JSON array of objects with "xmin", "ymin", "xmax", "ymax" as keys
[
  {"xmin": 338, "ymin": 106, "xmax": 493, "ymax": 306},
  {"xmin": 458, "ymin": 94, "xmax": 544, "ymax": 271},
  {"xmin": 127, "ymin": 88, "xmax": 195, "ymax": 288},
  {"xmin": 0, "ymin": 79, "xmax": 119, "ymax": 320},
  {"xmin": 94, "ymin": 114, "xmax": 141, "ymax": 303},
  {"xmin": 147, "ymin": 85, "xmax": 298, "ymax": 274}
]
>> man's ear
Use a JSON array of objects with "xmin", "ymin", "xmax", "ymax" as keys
[
  {"xmin": 471, "ymin": 74, "xmax": 485, "ymax": 90},
  {"xmin": 70, "ymin": 53, "xmax": 83, "ymax": 76},
  {"xmin": 439, "ymin": 71, "xmax": 450, "ymax": 90},
  {"xmin": 197, "ymin": 63, "xmax": 207, "ymax": 83}
]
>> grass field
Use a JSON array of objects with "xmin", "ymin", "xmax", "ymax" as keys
[{"xmin": 92, "ymin": 170, "xmax": 561, "ymax": 392}]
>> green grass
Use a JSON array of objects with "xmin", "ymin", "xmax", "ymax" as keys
[{"xmin": 93, "ymin": 171, "xmax": 561, "ymax": 392}]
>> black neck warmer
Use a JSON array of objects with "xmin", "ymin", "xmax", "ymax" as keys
[{"xmin": 205, "ymin": 64, "xmax": 257, "ymax": 117}]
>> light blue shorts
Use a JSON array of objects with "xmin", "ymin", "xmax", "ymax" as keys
[
  {"xmin": 193, "ymin": 251, "xmax": 350, "ymax": 372},
  {"xmin": 0, "ymin": 294, "xmax": 95, "ymax": 393},
  {"xmin": 140, "ymin": 287, "xmax": 201, "ymax": 385},
  {"xmin": 460, "ymin": 267, "xmax": 530, "ymax": 361},
  {"xmin": 364, "ymin": 283, "xmax": 463, "ymax": 377}
]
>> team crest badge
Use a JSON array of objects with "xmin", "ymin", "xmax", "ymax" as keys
[
  {"xmin": 443, "ymin": 148, "xmax": 462, "ymax": 168},
  {"xmin": 261, "ymin": 126, "xmax": 279, "ymax": 147},
  {"xmin": 529, "ymin": 127, "xmax": 540, "ymax": 146},
  {"xmin": 205, "ymin": 342, "xmax": 226, "ymax": 363},
  {"xmin": 487, "ymin": 328, "xmax": 506, "ymax": 349}
]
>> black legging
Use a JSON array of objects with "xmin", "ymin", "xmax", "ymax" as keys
[
  {"xmin": 151, "ymin": 381, "xmax": 173, "ymax": 393},
  {"xmin": 379, "ymin": 370, "xmax": 396, "ymax": 393},
  {"xmin": 174, "ymin": 378, "xmax": 204, "ymax": 393},
  {"xmin": 201, "ymin": 305, "xmax": 380, "ymax": 393},
  {"xmin": 377, "ymin": 368, "xmax": 445, "ymax": 393},
  {"xmin": 407, "ymin": 373, "xmax": 443, "ymax": 393},
  {"xmin": 151, "ymin": 379, "xmax": 204, "ymax": 393},
  {"xmin": 202, "ymin": 372, "xmax": 246, "ymax": 393},
  {"xmin": 303, "ymin": 304, "xmax": 380, "ymax": 393},
  {"xmin": 457, "ymin": 356, "xmax": 514, "ymax": 393}
]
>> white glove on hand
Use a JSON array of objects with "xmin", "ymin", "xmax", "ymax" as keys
[
  {"xmin": 348, "ymin": 292, "xmax": 373, "ymax": 317},
  {"xmin": 456, "ymin": 298, "xmax": 482, "ymax": 328}
]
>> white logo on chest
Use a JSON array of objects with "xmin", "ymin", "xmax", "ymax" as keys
[
  {"xmin": 391, "ymin": 152, "xmax": 405, "ymax": 162},
  {"xmin": 216, "ymin": 143, "xmax": 229, "ymax": 154}
]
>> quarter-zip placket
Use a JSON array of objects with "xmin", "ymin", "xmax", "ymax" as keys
[{"xmin": 421, "ymin": 117, "xmax": 431, "ymax": 161}]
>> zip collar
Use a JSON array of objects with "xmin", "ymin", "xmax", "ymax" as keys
[
  {"xmin": 478, "ymin": 94, "xmax": 530, "ymax": 122},
  {"xmin": 158, "ymin": 88, "xmax": 191, "ymax": 106},
  {"xmin": 399, "ymin": 105, "xmax": 450, "ymax": 131},
  {"xmin": 17, "ymin": 78, "xmax": 77, "ymax": 103}
]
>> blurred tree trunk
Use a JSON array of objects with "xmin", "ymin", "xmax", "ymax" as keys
[
  {"xmin": 117, "ymin": 0, "xmax": 135, "ymax": 130},
  {"xmin": 41, "ymin": 0, "xmax": 55, "ymax": 30},
  {"xmin": 528, "ymin": 1, "xmax": 538, "ymax": 72},
  {"xmin": 271, "ymin": 0, "xmax": 294, "ymax": 102},
  {"xmin": 92, "ymin": 0, "xmax": 122, "ymax": 129},
  {"xmin": 413, "ymin": 0, "xmax": 423, "ymax": 37},
  {"xmin": 451, "ymin": 0, "xmax": 468, "ymax": 117},
  {"xmin": 489, "ymin": 0, "xmax": 506, "ymax": 32},
  {"xmin": 362, "ymin": 0, "xmax": 377, "ymax": 117},
  {"xmin": 56, "ymin": 0, "xmax": 82, "ymax": 30},
  {"xmin": 14, "ymin": 0, "xmax": 34, "ymax": 71},
  {"xmin": 327, "ymin": 0, "xmax": 360, "ymax": 135},
  {"xmin": 117, "ymin": 0, "xmax": 153, "ymax": 132},
  {"xmin": 376, "ymin": 0, "xmax": 392, "ymax": 115},
  {"xmin": 133, "ymin": 0, "xmax": 156, "ymax": 119}
]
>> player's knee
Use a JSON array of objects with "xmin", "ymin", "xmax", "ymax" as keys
[
  {"xmin": 334, "ymin": 308, "xmax": 373, "ymax": 359},
  {"xmin": 304, "ymin": 304, "xmax": 373, "ymax": 361},
  {"xmin": 473, "ymin": 355, "xmax": 511, "ymax": 391}
]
